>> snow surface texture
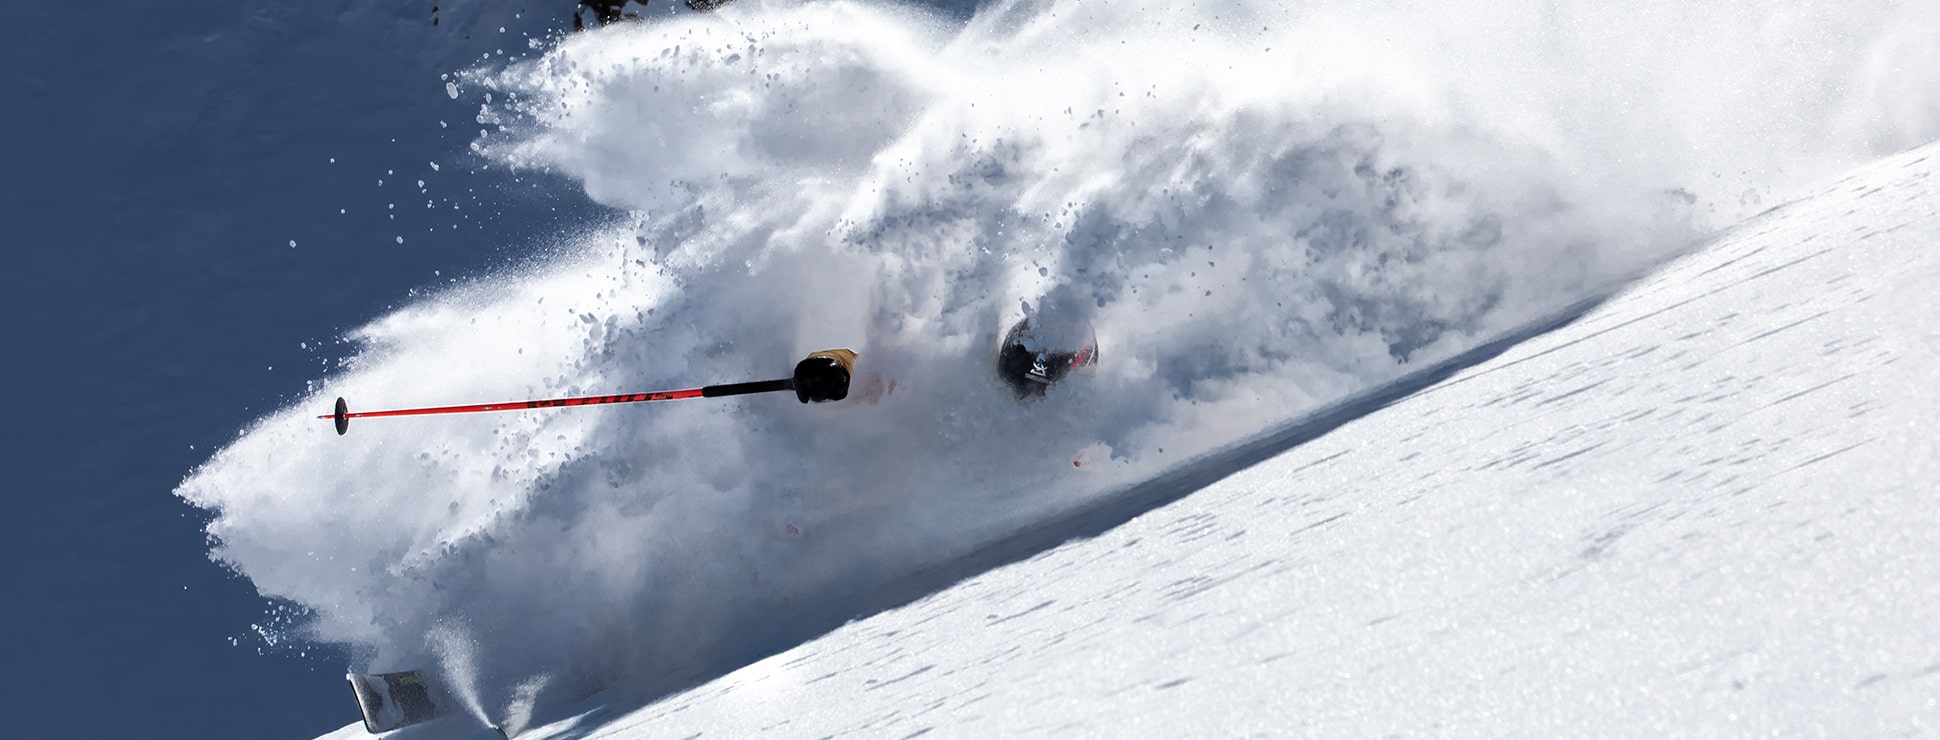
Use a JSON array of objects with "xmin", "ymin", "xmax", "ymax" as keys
[
  {"xmin": 167, "ymin": 0, "xmax": 1940, "ymax": 734},
  {"xmin": 507, "ymin": 136, "xmax": 1940, "ymax": 740}
]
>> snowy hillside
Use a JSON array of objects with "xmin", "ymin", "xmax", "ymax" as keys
[
  {"xmin": 153, "ymin": 0, "xmax": 1940, "ymax": 736},
  {"xmin": 309, "ymin": 137, "xmax": 1940, "ymax": 739},
  {"xmin": 489, "ymin": 138, "xmax": 1940, "ymax": 740}
]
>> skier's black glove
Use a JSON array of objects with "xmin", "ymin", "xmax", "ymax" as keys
[{"xmin": 793, "ymin": 349, "xmax": 856, "ymax": 403}]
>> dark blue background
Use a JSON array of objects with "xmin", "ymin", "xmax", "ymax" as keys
[{"xmin": 0, "ymin": 2, "xmax": 600, "ymax": 736}]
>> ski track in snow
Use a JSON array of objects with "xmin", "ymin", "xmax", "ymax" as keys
[{"xmin": 164, "ymin": 0, "xmax": 1940, "ymax": 733}]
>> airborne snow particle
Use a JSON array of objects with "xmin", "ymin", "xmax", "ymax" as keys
[
  {"xmin": 446, "ymin": 82, "xmax": 459, "ymax": 99},
  {"xmin": 396, "ymin": 236, "xmax": 405, "ymax": 244}
]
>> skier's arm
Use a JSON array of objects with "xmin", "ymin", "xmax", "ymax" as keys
[{"xmin": 793, "ymin": 349, "xmax": 856, "ymax": 403}]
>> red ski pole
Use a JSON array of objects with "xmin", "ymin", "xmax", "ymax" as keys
[
  {"xmin": 320, "ymin": 377, "xmax": 793, "ymax": 436},
  {"xmin": 321, "ymin": 349, "xmax": 857, "ymax": 436}
]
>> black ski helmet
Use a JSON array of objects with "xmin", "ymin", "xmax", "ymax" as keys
[{"xmin": 997, "ymin": 316, "xmax": 1098, "ymax": 397}]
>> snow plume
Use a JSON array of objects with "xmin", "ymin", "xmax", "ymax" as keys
[{"xmin": 177, "ymin": 0, "xmax": 1940, "ymax": 728}]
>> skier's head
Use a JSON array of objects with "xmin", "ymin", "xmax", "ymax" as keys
[{"xmin": 997, "ymin": 317, "xmax": 1097, "ymax": 398}]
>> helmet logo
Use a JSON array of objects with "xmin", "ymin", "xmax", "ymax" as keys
[{"xmin": 1028, "ymin": 353, "xmax": 1053, "ymax": 383}]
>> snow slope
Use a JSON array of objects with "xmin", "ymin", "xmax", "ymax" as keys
[
  {"xmin": 508, "ymin": 126, "xmax": 1940, "ymax": 740},
  {"xmin": 156, "ymin": 0, "xmax": 1940, "ymax": 735}
]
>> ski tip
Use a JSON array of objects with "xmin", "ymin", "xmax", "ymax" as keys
[
  {"xmin": 347, "ymin": 669, "xmax": 452, "ymax": 734},
  {"xmin": 334, "ymin": 397, "xmax": 350, "ymax": 436}
]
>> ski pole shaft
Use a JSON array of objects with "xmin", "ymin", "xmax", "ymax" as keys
[{"xmin": 321, "ymin": 378, "xmax": 794, "ymax": 435}]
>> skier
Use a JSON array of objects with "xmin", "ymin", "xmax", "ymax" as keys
[
  {"xmin": 339, "ymin": 331, "xmax": 1091, "ymax": 732},
  {"xmin": 798, "ymin": 314, "xmax": 1097, "ymax": 407},
  {"xmin": 799, "ymin": 316, "xmax": 1097, "ymax": 405}
]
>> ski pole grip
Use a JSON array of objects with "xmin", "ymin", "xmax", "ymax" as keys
[{"xmin": 792, "ymin": 349, "xmax": 856, "ymax": 403}]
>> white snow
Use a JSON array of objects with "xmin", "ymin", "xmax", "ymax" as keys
[
  {"xmin": 156, "ymin": 0, "xmax": 1940, "ymax": 736},
  {"xmin": 513, "ymin": 140, "xmax": 1940, "ymax": 740}
]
